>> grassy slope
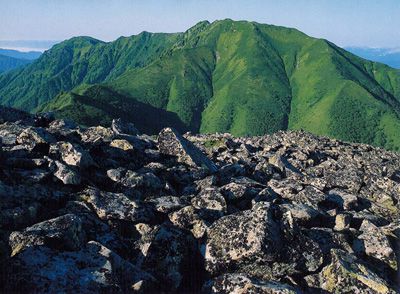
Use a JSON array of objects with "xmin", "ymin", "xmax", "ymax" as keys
[
  {"xmin": 2, "ymin": 19, "xmax": 400, "ymax": 150},
  {"xmin": 38, "ymin": 85, "xmax": 187, "ymax": 134},
  {"xmin": 0, "ymin": 33, "xmax": 180, "ymax": 111}
]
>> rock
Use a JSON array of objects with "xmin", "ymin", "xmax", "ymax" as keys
[
  {"xmin": 158, "ymin": 127, "xmax": 218, "ymax": 172},
  {"xmin": 202, "ymin": 202, "xmax": 322, "ymax": 279},
  {"xmin": 9, "ymin": 214, "xmax": 86, "ymax": 256},
  {"xmin": 134, "ymin": 223, "xmax": 198, "ymax": 291},
  {"xmin": 78, "ymin": 187, "xmax": 153, "ymax": 223},
  {"xmin": 353, "ymin": 220, "xmax": 397, "ymax": 270},
  {"xmin": 279, "ymin": 203, "xmax": 322, "ymax": 225},
  {"xmin": 7, "ymin": 241, "xmax": 156, "ymax": 293},
  {"xmin": 80, "ymin": 126, "xmax": 115, "ymax": 144},
  {"xmin": 328, "ymin": 189, "xmax": 359, "ymax": 210},
  {"xmin": 1, "ymin": 115, "xmax": 400, "ymax": 293},
  {"xmin": 169, "ymin": 205, "xmax": 200, "ymax": 230},
  {"xmin": 334, "ymin": 213, "xmax": 352, "ymax": 231},
  {"xmin": 305, "ymin": 249, "xmax": 395, "ymax": 293},
  {"xmin": 191, "ymin": 189, "xmax": 227, "ymax": 219},
  {"xmin": 50, "ymin": 160, "xmax": 81, "ymax": 185},
  {"xmin": 147, "ymin": 196, "xmax": 187, "ymax": 214},
  {"xmin": 110, "ymin": 139, "xmax": 135, "ymax": 151},
  {"xmin": 107, "ymin": 168, "xmax": 163, "ymax": 193},
  {"xmin": 49, "ymin": 141, "xmax": 94, "ymax": 168},
  {"xmin": 203, "ymin": 273, "xmax": 300, "ymax": 293},
  {"xmin": 112, "ymin": 118, "xmax": 139, "ymax": 136},
  {"xmin": 16, "ymin": 127, "xmax": 56, "ymax": 152}
]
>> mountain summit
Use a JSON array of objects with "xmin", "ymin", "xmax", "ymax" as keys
[{"xmin": 0, "ymin": 20, "xmax": 399, "ymax": 150}]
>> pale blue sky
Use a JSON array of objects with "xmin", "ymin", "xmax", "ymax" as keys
[{"xmin": 1, "ymin": 0, "xmax": 399, "ymax": 48}]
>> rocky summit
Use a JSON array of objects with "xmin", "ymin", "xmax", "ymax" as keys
[{"xmin": 0, "ymin": 107, "xmax": 399, "ymax": 293}]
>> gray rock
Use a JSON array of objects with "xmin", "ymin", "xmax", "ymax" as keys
[
  {"xmin": 305, "ymin": 249, "xmax": 395, "ymax": 293},
  {"xmin": 134, "ymin": 223, "xmax": 197, "ymax": 291},
  {"xmin": 80, "ymin": 126, "xmax": 115, "ymax": 144},
  {"xmin": 203, "ymin": 203, "xmax": 322, "ymax": 279},
  {"xmin": 49, "ymin": 141, "xmax": 94, "ymax": 168},
  {"xmin": 203, "ymin": 273, "xmax": 300, "ymax": 293},
  {"xmin": 112, "ymin": 118, "xmax": 139, "ymax": 136},
  {"xmin": 353, "ymin": 220, "xmax": 397, "ymax": 270},
  {"xmin": 16, "ymin": 127, "xmax": 56, "ymax": 152},
  {"xmin": 51, "ymin": 160, "xmax": 81, "ymax": 185},
  {"xmin": 78, "ymin": 187, "xmax": 153, "ymax": 223},
  {"xmin": 9, "ymin": 214, "xmax": 86, "ymax": 256},
  {"xmin": 158, "ymin": 127, "xmax": 218, "ymax": 172},
  {"xmin": 8, "ymin": 241, "xmax": 156, "ymax": 293}
]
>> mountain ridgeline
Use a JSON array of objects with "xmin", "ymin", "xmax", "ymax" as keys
[{"xmin": 0, "ymin": 20, "xmax": 400, "ymax": 150}]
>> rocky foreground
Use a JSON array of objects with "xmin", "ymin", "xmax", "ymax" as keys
[{"xmin": 0, "ymin": 109, "xmax": 399, "ymax": 293}]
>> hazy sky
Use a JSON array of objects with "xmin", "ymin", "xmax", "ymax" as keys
[{"xmin": 1, "ymin": 0, "xmax": 399, "ymax": 48}]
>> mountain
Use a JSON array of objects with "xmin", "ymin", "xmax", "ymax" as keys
[
  {"xmin": 0, "ymin": 48, "xmax": 42, "ymax": 60},
  {"xmin": 346, "ymin": 47, "xmax": 400, "ymax": 69},
  {"xmin": 1, "ymin": 20, "xmax": 400, "ymax": 151},
  {"xmin": 0, "ymin": 54, "xmax": 32, "ymax": 73}
]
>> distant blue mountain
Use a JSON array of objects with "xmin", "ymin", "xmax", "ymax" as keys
[
  {"xmin": 0, "ymin": 54, "xmax": 32, "ymax": 73},
  {"xmin": 345, "ymin": 47, "xmax": 400, "ymax": 69},
  {"xmin": 0, "ymin": 48, "xmax": 42, "ymax": 60}
]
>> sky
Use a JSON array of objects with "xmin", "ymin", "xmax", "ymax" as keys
[{"xmin": 1, "ymin": 0, "xmax": 399, "ymax": 50}]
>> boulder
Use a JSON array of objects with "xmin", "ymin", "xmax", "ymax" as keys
[
  {"xmin": 203, "ymin": 273, "xmax": 300, "ymax": 294},
  {"xmin": 50, "ymin": 160, "xmax": 81, "ymax": 185},
  {"xmin": 9, "ymin": 214, "xmax": 86, "ymax": 256},
  {"xmin": 7, "ymin": 241, "xmax": 156, "ymax": 293},
  {"xmin": 353, "ymin": 220, "xmax": 397, "ymax": 270},
  {"xmin": 305, "ymin": 249, "xmax": 395, "ymax": 293},
  {"xmin": 78, "ymin": 187, "xmax": 153, "ymax": 223},
  {"xmin": 202, "ymin": 202, "xmax": 322, "ymax": 279},
  {"xmin": 112, "ymin": 118, "xmax": 139, "ymax": 136},
  {"xmin": 134, "ymin": 223, "xmax": 198, "ymax": 291},
  {"xmin": 49, "ymin": 141, "xmax": 94, "ymax": 168},
  {"xmin": 80, "ymin": 126, "xmax": 115, "ymax": 144},
  {"xmin": 158, "ymin": 127, "xmax": 218, "ymax": 172}
]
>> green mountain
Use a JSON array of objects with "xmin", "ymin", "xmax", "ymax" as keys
[
  {"xmin": 1, "ymin": 20, "xmax": 400, "ymax": 151},
  {"xmin": 0, "ymin": 54, "xmax": 32, "ymax": 73}
]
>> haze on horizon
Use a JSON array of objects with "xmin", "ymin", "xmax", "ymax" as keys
[{"xmin": 1, "ymin": 0, "xmax": 400, "ymax": 50}]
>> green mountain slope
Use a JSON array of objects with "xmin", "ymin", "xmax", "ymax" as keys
[
  {"xmin": 1, "ymin": 19, "xmax": 400, "ymax": 151},
  {"xmin": 0, "ymin": 33, "xmax": 180, "ymax": 110},
  {"xmin": 0, "ymin": 54, "xmax": 32, "ymax": 73}
]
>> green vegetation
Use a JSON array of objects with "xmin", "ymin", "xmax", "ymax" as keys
[
  {"xmin": 1, "ymin": 19, "xmax": 400, "ymax": 151},
  {"xmin": 0, "ymin": 54, "xmax": 32, "ymax": 73}
]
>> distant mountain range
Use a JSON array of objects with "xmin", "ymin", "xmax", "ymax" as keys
[
  {"xmin": 0, "ymin": 20, "xmax": 400, "ymax": 151},
  {"xmin": 0, "ymin": 48, "xmax": 42, "ymax": 60},
  {"xmin": 0, "ymin": 48, "xmax": 42, "ymax": 73},
  {"xmin": 346, "ymin": 47, "xmax": 400, "ymax": 69}
]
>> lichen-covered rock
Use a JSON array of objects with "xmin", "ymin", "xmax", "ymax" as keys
[
  {"xmin": 80, "ymin": 126, "xmax": 115, "ymax": 143},
  {"xmin": 7, "ymin": 241, "xmax": 156, "ymax": 293},
  {"xmin": 16, "ymin": 127, "xmax": 56, "ymax": 152},
  {"xmin": 305, "ymin": 249, "xmax": 396, "ymax": 293},
  {"xmin": 112, "ymin": 118, "xmax": 139, "ymax": 136},
  {"xmin": 353, "ymin": 220, "xmax": 397, "ymax": 270},
  {"xmin": 49, "ymin": 141, "xmax": 94, "ymax": 167},
  {"xmin": 1, "ymin": 114, "xmax": 400, "ymax": 293},
  {"xmin": 158, "ymin": 127, "xmax": 218, "ymax": 172},
  {"xmin": 78, "ymin": 187, "xmax": 154, "ymax": 223},
  {"xmin": 203, "ymin": 202, "xmax": 322, "ymax": 279},
  {"xmin": 134, "ymin": 223, "xmax": 198, "ymax": 291},
  {"xmin": 203, "ymin": 273, "xmax": 300, "ymax": 293},
  {"xmin": 191, "ymin": 189, "xmax": 227, "ymax": 219},
  {"xmin": 50, "ymin": 160, "xmax": 81, "ymax": 185},
  {"xmin": 9, "ymin": 214, "xmax": 86, "ymax": 256}
]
